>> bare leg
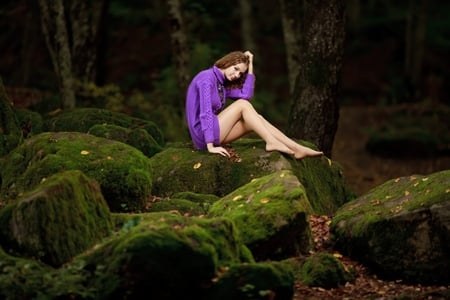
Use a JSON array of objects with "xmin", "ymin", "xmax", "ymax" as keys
[
  {"xmin": 257, "ymin": 115, "xmax": 323, "ymax": 159},
  {"xmin": 218, "ymin": 100, "xmax": 295, "ymax": 155}
]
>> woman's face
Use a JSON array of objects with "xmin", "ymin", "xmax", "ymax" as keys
[{"xmin": 221, "ymin": 63, "xmax": 248, "ymax": 81}]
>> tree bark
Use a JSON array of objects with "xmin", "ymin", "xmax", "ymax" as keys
[
  {"xmin": 68, "ymin": 0, "xmax": 107, "ymax": 83},
  {"xmin": 279, "ymin": 0, "xmax": 302, "ymax": 95},
  {"xmin": 167, "ymin": 0, "xmax": 190, "ymax": 117},
  {"xmin": 286, "ymin": 0, "xmax": 345, "ymax": 158},
  {"xmin": 38, "ymin": 0, "xmax": 76, "ymax": 109}
]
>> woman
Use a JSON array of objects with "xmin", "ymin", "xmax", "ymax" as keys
[{"xmin": 185, "ymin": 50, "xmax": 323, "ymax": 159}]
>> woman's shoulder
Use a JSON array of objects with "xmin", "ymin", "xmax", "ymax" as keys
[{"xmin": 192, "ymin": 68, "xmax": 215, "ymax": 84}]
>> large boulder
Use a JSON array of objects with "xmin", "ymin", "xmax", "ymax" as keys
[
  {"xmin": 209, "ymin": 170, "xmax": 314, "ymax": 261},
  {"xmin": 149, "ymin": 139, "xmax": 351, "ymax": 215},
  {"xmin": 0, "ymin": 170, "xmax": 112, "ymax": 267},
  {"xmin": 330, "ymin": 170, "xmax": 450, "ymax": 284},
  {"xmin": 75, "ymin": 212, "xmax": 255, "ymax": 299},
  {"xmin": 0, "ymin": 131, "xmax": 152, "ymax": 212},
  {"xmin": 45, "ymin": 107, "xmax": 164, "ymax": 149}
]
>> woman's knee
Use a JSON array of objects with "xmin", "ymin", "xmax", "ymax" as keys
[{"xmin": 234, "ymin": 99, "xmax": 254, "ymax": 110}]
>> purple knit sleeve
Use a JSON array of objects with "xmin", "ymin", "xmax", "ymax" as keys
[
  {"xmin": 198, "ymin": 81, "xmax": 216, "ymax": 144},
  {"xmin": 227, "ymin": 74, "xmax": 255, "ymax": 100}
]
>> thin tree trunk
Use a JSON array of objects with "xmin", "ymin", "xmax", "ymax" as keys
[
  {"xmin": 279, "ymin": 0, "xmax": 302, "ymax": 95},
  {"xmin": 167, "ymin": 0, "xmax": 190, "ymax": 117},
  {"xmin": 405, "ymin": 0, "xmax": 427, "ymax": 97},
  {"xmin": 38, "ymin": 0, "xmax": 76, "ymax": 109},
  {"xmin": 240, "ymin": 0, "xmax": 256, "ymax": 51},
  {"xmin": 286, "ymin": 0, "xmax": 345, "ymax": 157}
]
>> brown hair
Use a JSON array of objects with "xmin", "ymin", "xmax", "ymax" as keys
[{"xmin": 214, "ymin": 51, "xmax": 249, "ymax": 89}]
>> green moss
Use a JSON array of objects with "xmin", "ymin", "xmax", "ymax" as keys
[
  {"xmin": 0, "ymin": 132, "xmax": 152, "ymax": 212},
  {"xmin": 147, "ymin": 198, "xmax": 205, "ymax": 215},
  {"xmin": 332, "ymin": 170, "xmax": 450, "ymax": 238},
  {"xmin": 45, "ymin": 107, "xmax": 164, "ymax": 146},
  {"xmin": 299, "ymin": 252, "xmax": 354, "ymax": 288},
  {"xmin": 75, "ymin": 213, "xmax": 253, "ymax": 299},
  {"xmin": 0, "ymin": 170, "xmax": 113, "ymax": 267},
  {"xmin": 208, "ymin": 261, "xmax": 295, "ymax": 300}
]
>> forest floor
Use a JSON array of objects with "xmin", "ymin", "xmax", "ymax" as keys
[{"xmin": 292, "ymin": 105, "xmax": 450, "ymax": 300}]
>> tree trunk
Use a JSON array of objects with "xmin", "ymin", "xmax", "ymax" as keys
[
  {"xmin": 286, "ymin": 0, "xmax": 345, "ymax": 158},
  {"xmin": 38, "ymin": 0, "xmax": 76, "ymax": 109},
  {"xmin": 167, "ymin": 0, "xmax": 190, "ymax": 117},
  {"xmin": 405, "ymin": 0, "xmax": 427, "ymax": 98},
  {"xmin": 279, "ymin": 0, "xmax": 302, "ymax": 95},
  {"xmin": 68, "ymin": 0, "xmax": 107, "ymax": 83}
]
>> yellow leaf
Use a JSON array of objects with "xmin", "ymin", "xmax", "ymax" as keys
[
  {"xmin": 327, "ymin": 158, "xmax": 332, "ymax": 166},
  {"xmin": 107, "ymin": 156, "xmax": 113, "ymax": 160},
  {"xmin": 193, "ymin": 162, "xmax": 202, "ymax": 169},
  {"xmin": 80, "ymin": 150, "xmax": 89, "ymax": 155},
  {"xmin": 232, "ymin": 195, "xmax": 243, "ymax": 201},
  {"xmin": 446, "ymin": 189, "xmax": 450, "ymax": 193},
  {"xmin": 422, "ymin": 177, "xmax": 429, "ymax": 181},
  {"xmin": 279, "ymin": 173, "xmax": 285, "ymax": 178},
  {"xmin": 260, "ymin": 198, "xmax": 270, "ymax": 204},
  {"xmin": 333, "ymin": 252, "xmax": 343, "ymax": 258},
  {"xmin": 40, "ymin": 177, "xmax": 47, "ymax": 183},
  {"xmin": 404, "ymin": 190, "xmax": 410, "ymax": 196},
  {"xmin": 394, "ymin": 178, "xmax": 400, "ymax": 183}
]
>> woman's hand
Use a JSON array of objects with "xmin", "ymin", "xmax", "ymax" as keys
[{"xmin": 207, "ymin": 143, "xmax": 230, "ymax": 157}]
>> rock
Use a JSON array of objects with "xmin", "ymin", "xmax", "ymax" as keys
[
  {"xmin": 330, "ymin": 170, "xmax": 450, "ymax": 284},
  {"xmin": 0, "ymin": 131, "xmax": 152, "ymax": 212},
  {"xmin": 299, "ymin": 252, "xmax": 355, "ymax": 288},
  {"xmin": 75, "ymin": 212, "xmax": 254, "ymax": 299},
  {"xmin": 149, "ymin": 139, "xmax": 351, "ymax": 215},
  {"xmin": 0, "ymin": 170, "xmax": 112, "ymax": 267},
  {"xmin": 208, "ymin": 261, "xmax": 295, "ymax": 300},
  {"xmin": 45, "ymin": 107, "xmax": 164, "ymax": 147},
  {"xmin": 209, "ymin": 170, "xmax": 314, "ymax": 261}
]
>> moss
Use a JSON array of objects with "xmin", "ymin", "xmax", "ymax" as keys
[
  {"xmin": 0, "ymin": 170, "xmax": 113, "ymax": 267},
  {"xmin": 14, "ymin": 108, "xmax": 44, "ymax": 137},
  {"xmin": 299, "ymin": 252, "xmax": 354, "ymax": 288},
  {"xmin": 75, "ymin": 213, "xmax": 253, "ymax": 299},
  {"xmin": 147, "ymin": 198, "xmax": 205, "ymax": 215},
  {"xmin": 209, "ymin": 170, "xmax": 313, "ymax": 260},
  {"xmin": 332, "ymin": 170, "xmax": 450, "ymax": 238},
  {"xmin": 0, "ymin": 78, "xmax": 22, "ymax": 156},
  {"xmin": 0, "ymin": 132, "xmax": 152, "ymax": 212},
  {"xmin": 208, "ymin": 261, "xmax": 295, "ymax": 300},
  {"xmin": 45, "ymin": 107, "xmax": 164, "ymax": 146},
  {"xmin": 88, "ymin": 124, "xmax": 162, "ymax": 158}
]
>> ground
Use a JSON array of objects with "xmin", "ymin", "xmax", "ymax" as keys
[{"xmin": 292, "ymin": 105, "xmax": 450, "ymax": 299}]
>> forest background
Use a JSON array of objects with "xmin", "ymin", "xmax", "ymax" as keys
[{"xmin": 1, "ymin": 0, "xmax": 449, "ymax": 194}]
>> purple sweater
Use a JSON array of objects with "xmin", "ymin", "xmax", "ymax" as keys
[{"xmin": 185, "ymin": 66, "xmax": 255, "ymax": 150}]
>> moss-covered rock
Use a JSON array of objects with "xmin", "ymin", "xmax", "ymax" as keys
[
  {"xmin": 15, "ymin": 108, "xmax": 44, "ymax": 138},
  {"xmin": 45, "ymin": 107, "xmax": 164, "ymax": 147},
  {"xmin": 208, "ymin": 261, "xmax": 295, "ymax": 300},
  {"xmin": 75, "ymin": 212, "xmax": 254, "ymax": 299},
  {"xmin": 330, "ymin": 170, "xmax": 450, "ymax": 284},
  {"xmin": 0, "ymin": 246, "xmax": 96, "ymax": 299},
  {"xmin": 209, "ymin": 170, "xmax": 313, "ymax": 261},
  {"xmin": 146, "ymin": 198, "xmax": 205, "ymax": 215},
  {"xmin": 149, "ymin": 139, "xmax": 351, "ymax": 214},
  {"xmin": 299, "ymin": 252, "xmax": 354, "ymax": 288},
  {"xmin": 0, "ymin": 131, "xmax": 152, "ymax": 212},
  {"xmin": 88, "ymin": 124, "xmax": 162, "ymax": 157},
  {"xmin": 0, "ymin": 170, "xmax": 112, "ymax": 267}
]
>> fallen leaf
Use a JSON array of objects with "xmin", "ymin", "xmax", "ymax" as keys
[
  {"xmin": 327, "ymin": 158, "xmax": 332, "ymax": 166},
  {"xmin": 422, "ymin": 177, "xmax": 429, "ymax": 181},
  {"xmin": 193, "ymin": 162, "xmax": 202, "ymax": 169},
  {"xmin": 232, "ymin": 195, "xmax": 243, "ymax": 201},
  {"xmin": 80, "ymin": 150, "xmax": 89, "ymax": 155},
  {"xmin": 404, "ymin": 190, "xmax": 410, "ymax": 196},
  {"xmin": 333, "ymin": 252, "xmax": 343, "ymax": 258},
  {"xmin": 260, "ymin": 198, "xmax": 270, "ymax": 204}
]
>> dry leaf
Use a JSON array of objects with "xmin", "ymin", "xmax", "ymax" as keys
[
  {"xmin": 193, "ymin": 162, "xmax": 202, "ymax": 169},
  {"xmin": 404, "ymin": 190, "xmax": 410, "ymax": 196},
  {"xmin": 260, "ymin": 198, "xmax": 270, "ymax": 204},
  {"xmin": 232, "ymin": 195, "xmax": 243, "ymax": 201},
  {"xmin": 80, "ymin": 150, "xmax": 89, "ymax": 155}
]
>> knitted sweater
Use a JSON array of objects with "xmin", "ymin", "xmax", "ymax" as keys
[{"xmin": 185, "ymin": 66, "xmax": 255, "ymax": 150}]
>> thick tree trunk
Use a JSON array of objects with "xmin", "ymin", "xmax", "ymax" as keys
[
  {"xmin": 286, "ymin": 0, "xmax": 345, "ymax": 158},
  {"xmin": 38, "ymin": 0, "xmax": 76, "ymax": 109},
  {"xmin": 69, "ymin": 0, "xmax": 107, "ymax": 83},
  {"xmin": 279, "ymin": 0, "xmax": 302, "ymax": 95},
  {"xmin": 167, "ymin": 0, "xmax": 190, "ymax": 117}
]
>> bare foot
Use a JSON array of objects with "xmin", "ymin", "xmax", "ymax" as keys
[
  {"xmin": 293, "ymin": 145, "xmax": 324, "ymax": 159},
  {"xmin": 265, "ymin": 143, "xmax": 295, "ymax": 155}
]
